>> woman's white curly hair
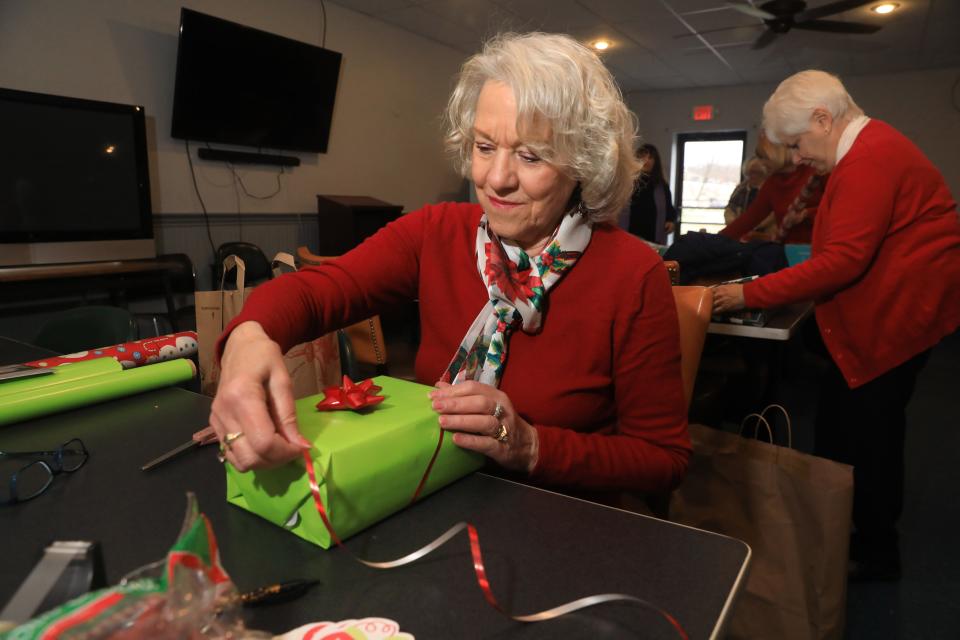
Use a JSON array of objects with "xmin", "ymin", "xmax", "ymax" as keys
[
  {"xmin": 444, "ymin": 32, "xmax": 641, "ymax": 224},
  {"xmin": 763, "ymin": 69, "xmax": 863, "ymax": 143}
]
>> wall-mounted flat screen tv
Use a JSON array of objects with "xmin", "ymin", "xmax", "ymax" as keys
[
  {"xmin": 0, "ymin": 87, "xmax": 154, "ymax": 267},
  {"xmin": 171, "ymin": 8, "xmax": 342, "ymax": 154}
]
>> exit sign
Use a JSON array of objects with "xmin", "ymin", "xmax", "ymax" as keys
[{"xmin": 692, "ymin": 105, "xmax": 715, "ymax": 121}]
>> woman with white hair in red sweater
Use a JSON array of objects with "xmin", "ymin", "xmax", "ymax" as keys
[
  {"xmin": 209, "ymin": 33, "xmax": 690, "ymax": 506},
  {"xmin": 714, "ymin": 69, "xmax": 960, "ymax": 581}
]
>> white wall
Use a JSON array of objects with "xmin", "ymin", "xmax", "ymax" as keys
[
  {"xmin": 0, "ymin": 0, "xmax": 468, "ymax": 217},
  {"xmin": 626, "ymin": 67, "xmax": 960, "ymax": 199}
]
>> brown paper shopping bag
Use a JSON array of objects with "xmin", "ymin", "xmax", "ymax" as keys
[
  {"xmin": 271, "ymin": 252, "xmax": 341, "ymax": 398},
  {"xmin": 195, "ymin": 253, "xmax": 340, "ymax": 397},
  {"xmin": 195, "ymin": 255, "xmax": 252, "ymax": 396},
  {"xmin": 669, "ymin": 406, "xmax": 853, "ymax": 640}
]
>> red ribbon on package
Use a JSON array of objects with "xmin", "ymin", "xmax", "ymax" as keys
[
  {"xmin": 314, "ymin": 376, "xmax": 385, "ymax": 411},
  {"xmin": 23, "ymin": 331, "xmax": 199, "ymax": 370}
]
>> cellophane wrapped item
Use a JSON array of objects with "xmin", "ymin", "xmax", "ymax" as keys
[{"xmin": 3, "ymin": 494, "xmax": 270, "ymax": 640}]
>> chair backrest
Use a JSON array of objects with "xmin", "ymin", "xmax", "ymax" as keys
[
  {"xmin": 297, "ymin": 246, "xmax": 388, "ymax": 368},
  {"xmin": 157, "ymin": 253, "xmax": 197, "ymax": 294},
  {"xmin": 663, "ymin": 260, "xmax": 680, "ymax": 286},
  {"xmin": 672, "ymin": 286, "xmax": 713, "ymax": 411},
  {"xmin": 215, "ymin": 242, "xmax": 273, "ymax": 287},
  {"xmin": 33, "ymin": 305, "xmax": 139, "ymax": 354}
]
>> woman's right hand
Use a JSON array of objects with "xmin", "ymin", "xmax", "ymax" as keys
[
  {"xmin": 712, "ymin": 284, "xmax": 746, "ymax": 314},
  {"xmin": 208, "ymin": 321, "xmax": 311, "ymax": 471}
]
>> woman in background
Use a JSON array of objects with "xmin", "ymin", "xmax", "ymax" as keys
[
  {"xmin": 719, "ymin": 132, "xmax": 824, "ymax": 244},
  {"xmin": 628, "ymin": 143, "xmax": 676, "ymax": 245},
  {"xmin": 724, "ymin": 156, "xmax": 770, "ymax": 225},
  {"xmin": 714, "ymin": 70, "xmax": 960, "ymax": 581}
]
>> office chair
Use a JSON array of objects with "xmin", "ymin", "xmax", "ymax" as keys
[
  {"xmin": 33, "ymin": 305, "xmax": 139, "ymax": 354},
  {"xmin": 135, "ymin": 253, "xmax": 198, "ymax": 335},
  {"xmin": 215, "ymin": 242, "xmax": 273, "ymax": 288}
]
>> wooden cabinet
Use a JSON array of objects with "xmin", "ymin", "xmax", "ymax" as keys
[{"xmin": 316, "ymin": 195, "xmax": 403, "ymax": 255}]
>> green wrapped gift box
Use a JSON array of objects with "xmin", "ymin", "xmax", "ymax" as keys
[{"xmin": 226, "ymin": 376, "xmax": 484, "ymax": 548}]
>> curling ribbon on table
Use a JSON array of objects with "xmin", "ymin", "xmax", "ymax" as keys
[
  {"xmin": 300, "ymin": 447, "xmax": 689, "ymax": 638},
  {"xmin": 22, "ymin": 331, "xmax": 199, "ymax": 370},
  {"xmin": 0, "ymin": 358, "xmax": 196, "ymax": 426}
]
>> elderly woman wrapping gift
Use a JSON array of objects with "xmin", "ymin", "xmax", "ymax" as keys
[
  {"xmin": 719, "ymin": 131, "xmax": 825, "ymax": 244},
  {"xmin": 714, "ymin": 70, "xmax": 960, "ymax": 581},
  {"xmin": 209, "ymin": 33, "xmax": 690, "ymax": 496}
]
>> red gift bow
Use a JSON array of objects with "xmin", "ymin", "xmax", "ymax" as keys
[{"xmin": 315, "ymin": 376, "xmax": 385, "ymax": 411}]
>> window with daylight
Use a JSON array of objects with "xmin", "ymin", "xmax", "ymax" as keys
[{"xmin": 674, "ymin": 132, "xmax": 747, "ymax": 235}]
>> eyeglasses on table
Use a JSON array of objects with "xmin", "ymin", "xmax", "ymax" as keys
[{"xmin": 0, "ymin": 438, "xmax": 89, "ymax": 505}]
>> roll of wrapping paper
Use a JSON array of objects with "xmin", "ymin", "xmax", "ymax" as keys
[
  {"xmin": 0, "ymin": 358, "xmax": 122, "ymax": 399},
  {"xmin": 21, "ymin": 331, "xmax": 199, "ymax": 370},
  {"xmin": 0, "ymin": 359, "xmax": 196, "ymax": 427}
]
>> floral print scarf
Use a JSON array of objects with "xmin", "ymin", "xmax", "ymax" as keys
[{"xmin": 442, "ymin": 210, "xmax": 592, "ymax": 387}]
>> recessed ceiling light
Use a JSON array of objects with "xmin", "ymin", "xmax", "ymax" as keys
[
  {"xmin": 871, "ymin": 3, "xmax": 899, "ymax": 14},
  {"xmin": 592, "ymin": 40, "xmax": 611, "ymax": 51}
]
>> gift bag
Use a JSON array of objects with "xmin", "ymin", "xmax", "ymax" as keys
[
  {"xmin": 669, "ymin": 406, "xmax": 853, "ymax": 640},
  {"xmin": 195, "ymin": 253, "xmax": 340, "ymax": 397},
  {"xmin": 226, "ymin": 376, "xmax": 484, "ymax": 548}
]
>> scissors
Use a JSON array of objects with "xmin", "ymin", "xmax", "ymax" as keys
[{"xmin": 141, "ymin": 426, "xmax": 219, "ymax": 471}]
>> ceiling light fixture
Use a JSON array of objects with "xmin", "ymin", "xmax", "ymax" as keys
[
  {"xmin": 871, "ymin": 3, "xmax": 899, "ymax": 14},
  {"xmin": 592, "ymin": 40, "xmax": 610, "ymax": 51}
]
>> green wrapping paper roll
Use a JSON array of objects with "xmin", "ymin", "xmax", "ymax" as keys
[
  {"xmin": 0, "ymin": 358, "xmax": 122, "ymax": 399},
  {"xmin": 0, "ymin": 359, "xmax": 196, "ymax": 427}
]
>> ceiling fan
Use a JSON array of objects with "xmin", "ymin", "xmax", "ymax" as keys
[{"xmin": 724, "ymin": 0, "xmax": 882, "ymax": 49}]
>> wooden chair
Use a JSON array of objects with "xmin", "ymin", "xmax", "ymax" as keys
[
  {"xmin": 296, "ymin": 246, "xmax": 388, "ymax": 376},
  {"xmin": 663, "ymin": 260, "xmax": 680, "ymax": 286},
  {"xmin": 627, "ymin": 285, "xmax": 713, "ymax": 519},
  {"xmin": 672, "ymin": 285, "xmax": 713, "ymax": 412}
]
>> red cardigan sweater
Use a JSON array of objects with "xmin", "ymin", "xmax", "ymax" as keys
[
  {"xmin": 720, "ymin": 165, "xmax": 823, "ymax": 244},
  {"xmin": 744, "ymin": 120, "xmax": 960, "ymax": 388},
  {"xmin": 220, "ymin": 203, "xmax": 690, "ymax": 493}
]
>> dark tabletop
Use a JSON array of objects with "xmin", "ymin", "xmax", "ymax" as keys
[
  {"xmin": 0, "ymin": 336, "xmax": 56, "ymax": 366},
  {"xmin": 0, "ymin": 339, "xmax": 749, "ymax": 639}
]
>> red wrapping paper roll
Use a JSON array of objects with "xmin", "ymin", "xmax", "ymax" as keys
[{"xmin": 24, "ymin": 331, "xmax": 199, "ymax": 369}]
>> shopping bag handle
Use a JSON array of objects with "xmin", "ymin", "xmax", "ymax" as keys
[
  {"xmin": 220, "ymin": 255, "xmax": 247, "ymax": 292},
  {"xmin": 271, "ymin": 251, "xmax": 296, "ymax": 278},
  {"xmin": 739, "ymin": 403, "xmax": 793, "ymax": 448}
]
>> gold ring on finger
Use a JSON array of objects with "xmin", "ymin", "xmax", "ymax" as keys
[
  {"xmin": 224, "ymin": 431, "xmax": 244, "ymax": 446},
  {"xmin": 494, "ymin": 422, "xmax": 509, "ymax": 443}
]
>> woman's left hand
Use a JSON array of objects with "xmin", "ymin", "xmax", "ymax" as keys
[
  {"xmin": 430, "ymin": 381, "xmax": 539, "ymax": 474},
  {"xmin": 664, "ymin": 221, "xmax": 676, "ymax": 234},
  {"xmin": 712, "ymin": 284, "xmax": 746, "ymax": 313}
]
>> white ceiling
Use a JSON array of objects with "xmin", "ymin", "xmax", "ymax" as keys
[{"xmin": 327, "ymin": 0, "xmax": 960, "ymax": 91}]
